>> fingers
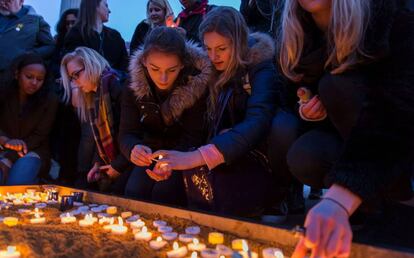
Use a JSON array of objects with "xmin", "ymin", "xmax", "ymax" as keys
[
  {"xmin": 145, "ymin": 169, "xmax": 165, "ymax": 181},
  {"xmin": 301, "ymin": 96, "xmax": 327, "ymax": 120},
  {"xmin": 99, "ymin": 165, "xmax": 111, "ymax": 170},
  {"xmin": 292, "ymin": 238, "xmax": 308, "ymax": 258},
  {"xmin": 131, "ymin": 146, "xmax": 153, "ymax": 166},
  {"xmin": 326, "ymin": 227, "xmax": 343, "ymax": 257},
  {"xmin": 337, "ymin": 226, "xmax": 352, "ymax": 257},
  {"xmin": 152, "ymin": 150, "xmax": 168, "ymax": 159},
  {"xmin": 304, "ymin": 213, "xmax": 320, "ymax": 249}
]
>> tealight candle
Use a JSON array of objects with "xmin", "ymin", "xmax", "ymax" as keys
[
  {"xmin": 103, "ymin": 218, "xmax": 115, "ymax": 231},
  {"xmin": 167, "ymin": 242, "xmax": 188, "ymax": 258},
  {"xmin": 121, "ymin": 211, "xmax": 132, "ymax": 219},
  {"xmin": 231, "ymin": 239, "xmax": 246, "ymax": 251},
  {"xmin": 0, "ymin": 246, "xmax": 21, "ymax": 258},
  {"xmin": 12, "ymin": 200, "xmax": 24, "ymax": 206},
  {"xmin": 106, "ymin": 206, "xmax": 117, "ymax": 215},
  {"xmin": 126, "ymin": 215, "xmax": 140, "ymax": 223},
  {"xmin": 216, "ymin": 245, "xmax": 233, "ymax": 256},
  {"xmin": 3, "ymin": 217, "xmax": 18, "ymax": 227},
  {"xmin": 111, "ymin": 217, "xmax": 128, "ymax": 235},
  {"xmin": 188, "ymin": 238, "xmax": 206, "ymax": 252},
  {"xmin": 34, "ymin": 203, "xmax": 47, "ymax": 209},
  {"xmin": 179, "ymin": 234, "xmax": 195, "ymax": 243},
  {"xmin": 79, "ymin": 214, "xmax": 95, "ymax": 227},
  {"xmin": 134, "ymin": 226, "xmax": 152, "ymax": 241},
  {"xmin": 200, "ymin": 249, "xmax": 220, "ymax": 258},
  {"xmin": 190, "ymin": 251, "xmax": 198, "ymax": 258},
  {"xmin": 185, "ymin": 226, "xmax": 200, "ymax": 235},
  {"xmin": 153, "ymin": 220, "xmax": 167, "ymax": 228},
  {"xmin": 208, "ymin": 232, "xmax": 224, "ymax": 245},
  {"xmin": 78, "ymin": 206, "xmax": 89, "ymax": 212},
  {"xmin": 149, "ymin": 236, "xmax": 167, "ymax": 250},
  {"xmin": 91, "ymin": 207, "xmax": 103, "ymax": 213},
  {"xmin": 158, "ymin": 226, "xmax": 173, "ymax": 233},
  {"xmin": 238, "ymin": 240, "xmax": 258, "ymax": 258},
  {"xmin": 30, "ymin": 208, "xmax": 44, "ymax": 216},
  {"xmin": 30, "ymin": 213, "xmax": 46, "ymax": 224},
  {"xmin": 61, "ymin": 213, "xmax": 77, "ymax": 224},
  {"xmin": 262, "ymin": 248, "xmax": 284, "ymax": 258},
  {"xmin": 130, "ymin": 219, "xmax": 145, "ymax": 229},
  {"xmin": 163, "ymin": 232, "xmax": 178, "ymax": 241},
  {"xmin": 98, "ymin": 216, "xmax": 112, "ymax": 225}
]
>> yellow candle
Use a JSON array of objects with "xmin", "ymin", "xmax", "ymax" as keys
[
  {"xmin": 111, "ymin": 217, "xmax": 128, "ymax": 235},
  {"xmin": 3, "ymin": 217, "xmax": 18, "ymax": 227},
  {"xmin": 0, "ymin": 246, "xmax": 20, "ymax": 258},
  {"xmin": 61, "ymin": 213, "xmax": 77, "ymax": 224},
  {"xmin": 232, "ymin": 239, "xmax": 247, "ymax": 250},
  {"xmin": 208, "ymin": 232, "xmax": 224, "ymax": 245},
  {"xmin": 106, "ymin": 206, "xmax": 117, "ymax": 215}
]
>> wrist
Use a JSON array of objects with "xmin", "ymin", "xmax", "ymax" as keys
[
  {"xmin": 191, "ymin": 150, "xmax": 206, "ymax": 167},
  {"xmin": 324, "ymin": 184, "xmax": 362, "ymax": 216}
]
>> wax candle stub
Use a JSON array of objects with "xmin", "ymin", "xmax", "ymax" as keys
[
  {"xmin": 162, "ymin": 232, "xmax": 178, "ymax": 241},
  {"xmin": 111, "ymin": 217, "xmax": 128, "ymax": 235},
  {"xmin": 153, "ymin": 220, "xmax": 167, "ymax": 228},
  {"xmin": 208, "ymin": 232, "xmax": 224, "ymax": 245},
  {"xmin": 179, "ymin": 234, "xmax": 195, "ymax": 243},
  {"xmin": 106, "ymin": 206, "xmax": 117, "ymax": 215},
  {"xmin": 167, "ymin": 242, "xmax": 188, "ymax": 258},
  {"xmin": 149, "ymin": 236, "xmax": 167, "ymax": 250},
  {"xmin": 3, "ymin": 217, "xmax": 18, "ymax": 227},
  {"xmin": 200, "ymin": 248, "xmax": 220, "ymax": 258},
  {"xmin": 158, "ymin": 226, "xmax": 173, "ymax": 233},
  {"xmin": 185, "ymin": 226, "xmax": 200, "ymax": 235},
  {"xmin": 0, "ymin": 246, "xmax": 20, "ymax": 258},
  {"xmin": 134, "ymin": 226, "xmax": 152, "ymax": 241},
  {"xmin": 188, "ymin": 238, "xmax": 206, "ymax": 252}
]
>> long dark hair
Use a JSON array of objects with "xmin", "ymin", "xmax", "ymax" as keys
[
  {"xmin": 1, "ymin": 53, "xmax": 51, "ymax": 105},
  {"xmin": 78, "ymin": 0, "xmax": 102, "ymax": 41},
  {"xmin": 55, "ymin": 8, "xmax": 79, "ymax": 48}
]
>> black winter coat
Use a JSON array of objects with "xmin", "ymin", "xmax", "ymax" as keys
[{"xmin": 129, "ymin": 21, "xmax": 150, "ymax": 55}]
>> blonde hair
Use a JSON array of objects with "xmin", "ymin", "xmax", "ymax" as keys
[
  {"xmin": 278, "ymin": 0, "xmax": 371, "ymax": 81},
  {"xmin": 199, "ymin": 6, "xmax": 249, "ymax": 120},
  {"xmin": 146, "ymin": 0, "xmax": 174, "ymax": 27},
  {"xmin": 61, "ymin": 46, "xmax": 110, "ymax": 122}
]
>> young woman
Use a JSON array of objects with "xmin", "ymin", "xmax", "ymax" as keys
[
  {"xmin": 64, "ymin": 0, "xmax": 128, "ymax": 72},
  {"xmin": 0, "ymin": 53, "xmax": 59, "ymax": 185},
  {"xmin": 120, "ymin": 27, "xmax": 212, "ymax": 206},
  {"xmin": 61, "ymin": 47, "xmax": 130, "ymax": 193},
  {"xmin": 129, "ymin": 0, "xmax": 174, "ymax": 54},
  {"xmin": 272, "ymin": 0, "xmax": 414, "ymax": 257},
  {"xmin": 151, "ymin": 7, "xmax": 279, "ymax": 217}
]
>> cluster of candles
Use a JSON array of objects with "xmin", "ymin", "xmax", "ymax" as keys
[{"xmin": 0, "ymin": 189, "xmax": 285, "ymax": 258}]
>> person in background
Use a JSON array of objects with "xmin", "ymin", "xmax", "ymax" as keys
[
  {"xmin": 272, "ymin": 0, "xmax": 414, "ymax": 257},
  {"xmin": 0, "ymin": 0, "xmax": 54, "ymax": 84},
  {"xmin": 130, "ymin": 0, "xmax": 174, "ymax": 55},
  {"xmin": 0, "ymin": 53, "xmax": 58, "ymax": 185},
  {"xmin": 239, "ymin": 0, "xmax": 280, "ymax": 34},
  {"xmin": 176, "ymin": 0, "xmax": 215, "ymax": 44},
  {"xmin": 120, "ymin": 27, "xmax": 212, "ymax": 206},
  {"xmin": 61, "ymin": 47, "xmax": 131, "ymax": 194},
  {"xmin": 64, "ymin": 0, "xmax": 128, "ymax": 73}
]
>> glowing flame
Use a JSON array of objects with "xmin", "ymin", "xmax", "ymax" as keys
[
  {"xmin": 242, "ymin": 240, "xmax": 249, "ymax": 252},
  {"xmin": 158, "ymin": 155, "xmax": 163, "ymax": 160},
  {"xmin": 191, "ymin": 251, "xmax": 198, "ymax": 258},
  {"xmin": 156, "ymin": 236, "xmax": 162, "ymax": 242},
  {"xmin": 7, "ymin": 246, "xmax": 16, "ymax": 254},
  {"xmin": 142, "ymin": 226, "xmax": 148, "ymax": 233},
  {"xmin": 274, "ymin": 250, "xmax": 284, "ymax": 258},
  {"xmin": 193, "ymin": 238, "xmax": 199, "ymax": 245},
  {"xmin": 66, "ymin": 213, "xmax": 71, "ymax": 218},
  {"xmin": 173, "ymin": 242, "xmax": 179, "ymax": 250},
  {"xmin": 118, "ymin": 216, "xmax": 123, "ymax": 226}
]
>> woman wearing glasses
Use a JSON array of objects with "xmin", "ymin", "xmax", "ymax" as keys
[{"xmin": 61, "ymin": 47, "xmax": 130, "ymax": 193}]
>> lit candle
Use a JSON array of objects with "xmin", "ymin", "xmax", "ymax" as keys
[
  {"xmin": 262, "ymin": 248, "xmax": 284, "ymax": 258},
  {"xmin": 215, "ymin": 245, "xmax": 233, "ymax": 256},
  {"xmin": 231, "ymin": 239, "xmax": 246, "ymax": 251},
  {"xmin": 30, "ymin": 208, "xmax": 44, "ymax": 216},
  {"xmin": 126, "ymin": 215, "xmax": 140, "ymax": 223},
  {"xmin": 121, "ymin": 211, "xmax": 132, "ymax": 219},
  {"xmin": 12, "ymin": 199, "xmax": 24, "ymax": 206},
  {"xmin": 30, "ymin": 212, "xmax": 46, "ymax": 224},
  {"xmin": 0, "ymin": 246, "xmax": 20, "ymax": 258},
  {"xmin": 190, "ymin": 251, "xmax": 198, "ymax": 258},
  {"xmin": 179, "ymin": 234, "xmax": 194, "ymax": 243},
  {"xmin": 167, "ymin": 242, "xmax": 188, "ymax": 258},
  {"xmin": 188, "ymin": 238, "xmax": 206, "ymax": 252},
  {"xmin": 153, "ymin": 220, "xmax": 167, "ymax": 228},
  {"xmin": 208, "ymin": 232, "xmax": 224, "ymax": 245},
  {"xmin": 106, "ymin": 206, "xmax": 117, "ymax": 215},
  {"xmin": 200, "ymin": 248, "xmax": 220, "ymax": 258},
  {"xmin": 79, "ymin": 214, "xmax": 95, "ymax": 227},
  {"xmin": 111, "ymin": 217, "xmax": 128, "ymax": 235},
  {"xmin": 61, "ymin": 213, "xmax": 77, "ymax": 224},
  {"xmin": 130, "ymin": 219, "xmax": 145, "ymax": 229},
  {"xmin": 149, "ymin": 236, "xmax": 167, "ymax": 250},
  {"xmin": 98, "ymin": 216, "xmax": 112, "ymax": 225},
  {"xmin": 103, "ymin": 217, "xmax": 115, "ymax": 231},
  {"xmin": 3, "ymin": 217, "xmax": 18, "ymax": 227},
  {"xmin": 238, "ymin": 240, "xmax": 258, "ymax": 258},
  {"xmin": 185, "ymin": 226, "xmax": 200, "ymax": 235},
  {"xmin": 134, "ymin": 226, "xmax": 152, "ymax": 241},
  {"xmin": 162, "ymin": 232, "xmax": 178, "ymax": 241},
  {"xmin": 158, "ymin": 226, "xmax": 173, "ymax": 233}
]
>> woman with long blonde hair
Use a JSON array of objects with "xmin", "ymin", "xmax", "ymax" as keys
[
  {"xmin": 61, "ymin": 47, "xmax": 130, "ymax": 193},
  {"xmin": 269, "ymin": 0, "xmax": 414, "ymax": 257}
]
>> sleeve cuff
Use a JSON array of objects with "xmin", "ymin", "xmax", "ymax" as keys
[
  {"xmin": 299, "ymin": 105, "xmax": 327, "ymax": 122},
  {"xmin": 198, "ymin": 144, "xmax": 225, "ymax": 170}
]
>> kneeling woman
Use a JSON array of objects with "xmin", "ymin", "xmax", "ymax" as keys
[
  {"xmin": 61, "ymin": 47, "xmax": 130, "ymax": 193},
  {"xmin": 0, "ymin": 53, "xmax": 59, "ymax": 185},
  {"xmin": 120, "ymin": 27, "xmax": 212, "ymax": 206},
  {"xmin": 152, "ymin": 7, "xmax": 279, "ymax": 217}
]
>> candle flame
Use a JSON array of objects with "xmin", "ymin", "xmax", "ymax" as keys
[
  {"xmin": 274, "ymin": 250, "xmax": 284, "ymax": 258},
  {"xmin": 118, "ymin": 216, "xmax": 123, "ymax": 226},
  {"xmin": 158, "ymin": 155, "xmax": 163, "ymax": 160},
  {"xmin": 34, "ymin": 208, "xmax": 39, "ymax": 213},
  {"xmin": 242, "ymin": 240, "xmax": 249, "ymax": 252},
  {"xmin": 173, "ymin": 242, "xmax": 179, "ymax": 250},
  {"xmin": 142, "ymin": 226, "xmax": 147, "ymax": 233},
  {"xmin": 219, "ymin": 256, "xmax": 225, "ymax": 258},
  {"xmin": 66, "ymin": 213, "xmax": 70, "ymax": 218},
  {"xmin": 191, "ymin": 251, "xmax": 198, "ymax": 258},
  {"xmin": 35, "ymin": 213, "xmax": 40, "ymax": 219},
  {"xmin": 193, "ymin": 238, "xmax": 199, "ymax": 245},
  {"xmin": 156, "ymin": 236, "xmax": 162, "ymax": 242},
  {"xmin": 7, "ymin": 246, "xmax": 16, "ymax": 253}
]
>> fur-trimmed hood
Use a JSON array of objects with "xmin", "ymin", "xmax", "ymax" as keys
[
  {"xmin": 128, "ymin": 42, "xmax": 213, "ymax": 125},
  {"xmin": 248, "ymin": 32, "xmax": 275, "ymax": 66}
]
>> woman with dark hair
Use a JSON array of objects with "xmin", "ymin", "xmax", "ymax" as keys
[
  {"xmin": 64, "ymin": 0, "xmax": 128, "ymax": 72},
  {"xmin": 120, "ymin": 27, "xmax": 212, "ymax": 206},
  {"xmin": 0, "ymin": 53, "xmax": 59, "ymax": 185},
  {"xmin": 55, "ymin": 9, "xmax": 79, "ymax": 51}
]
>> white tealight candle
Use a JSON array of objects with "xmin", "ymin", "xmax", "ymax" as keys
[
  {"xmin": 179, "ymin": 234, "xmax": 195, "ymax": 243},
  {"xmin": 153, "ymin": 220, "xmax": 167, "ymax": 228},
  {"xmin": 238, "ymin": 240, "xmax": 258, "ymax": 258},
  {"xmin": 185, "ymin": 226, "xmax": 200, "ymax": 235},
  {"xmin": 91, "ymin": 207, "xmax": 103, "ymax": 213},
  {"xmin": 0, "ymin": 246, "xmax": 20, "ymax": 258},
  {"xmin": 111, "ymin": 217, "xmax": 128, "ymax": 235},
  {"xmin": 190, "ymin": 251, "xmax": 198, "ymax": 258},
  {"xmin": 200, "ymin": 248, "xmax": 220, "ymax": 258},
  {"xmin": 103, "ymin": 218, "xmax": 115, "ymax": 231},
  {"xmin": 30, "ymin": 213, "xmax": 46, "ymax": 224},
  {"xmin": 134, "ymin": 226, "xmax": 152, "ymax": 241},
  {"xmin": 149, "ymin": 236, "xmax": 167, "ymax": 250},
  {"xmin": 126, "ymin": 215, "xmax": 140, "ymax": 223},
  {"xmin": 162, "ymin": 232, "xmax": 178, "ymax": 241},
  {"xmin": 215, "ymin": 245, "xmax": 233, "ymax": 256},
  {"xmin": 61, "ymin": 213, "xmax": 77, "ymax": 224},
  {"xmin": 30, "ymin": 208, "xmax": 44, "ymax": 216},
  {"xmin": 78, "ymin": 206, "xmax": 89, "ymax": 212},
  {"xmin": 158, "ymin": 226, "xmax": 173, "ymax": 233},
  {"xmin": 167, "ymin": 242, "xmax": 188, "ymax": 258},
  {"xmin": 130, "ymin": 219, "xmax": 145, "ymax": 229},
  {"xmin": 188, "ymin": 238, "xmax": 206, "ymax": 252},
  {"xmin": 262, "ymin": 248, "xmax": 284, "ymax": 258},
  {"xmin": 79, "ymin": 214, "xmax": 95, "ymax": 227}
]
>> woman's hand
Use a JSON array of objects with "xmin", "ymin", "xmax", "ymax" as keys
[
  {"xmin": 152, "ymin": 150, "xmax": 205, "ymax": 171},
  {"xmin": 4, "ymin": 139, "xmax": 27, "ymax": 157},
  {"xmin": 130, "ymin": 144, "xmax": 153, "ymax": 167},
  {"xmin": 87, "ymin": 162, "xmax": 101, "ymax": 182},
  {"xmin": 146, "ymin": 163, "xmax": 172, "ymax": 182},
  {"xmin": 300, "ymin": 96, "xmax": 327, "ymax": 120},
  {"xmin": 100, "ymin": 165, "xmax": 121, "ymax": 179}
]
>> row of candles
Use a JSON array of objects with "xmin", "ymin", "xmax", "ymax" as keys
[{"xmin": 0, "ymin": 189, "xmax": 285, "ymax": 258}]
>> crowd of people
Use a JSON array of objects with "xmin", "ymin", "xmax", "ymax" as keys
[{"xmin": 0, "ymin": 0, "xmax": 413, "ymax": 257}]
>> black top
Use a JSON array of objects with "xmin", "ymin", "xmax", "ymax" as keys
[{"xmin": 129, "ymin": 21, "xmax": 151, "ymax": 55}]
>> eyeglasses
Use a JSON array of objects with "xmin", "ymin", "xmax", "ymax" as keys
[{"xmin": 69, "ymin": 68, "xmax": 84, "ymax": 82}]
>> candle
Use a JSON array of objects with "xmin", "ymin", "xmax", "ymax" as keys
[
  {"xmin": 17, "ymin": 209, "xmax": 31, "ymax": 215},
  {"xmin": 167, "ymin": 242, "xmax": 188, "ymax": 258},
  {"xmin": 121, "ymin": 211, "xmax": 132, "ymax": 219},
  {"xmin": 79, "ymin": 214, "xmax": 95, "ymax": 227},
  {"xmin": 61, "ymin": 213, "xmax": 77, "ymax": 224},
  {"xmin": 30, "ymin": 213, "xmax": 46, "ymax": 224},
  {"xmin": 200, "ymin": 249, "xmax": 220, "ymax": 258},
  {"xmin": 30, "ymin": 208, "xmax": 44, "ymax": 216},
  {"xmin": 153, "ymin": 220, "xmax": 167, "ymax": 228},
  {"xmin": 0, "ymin": 246, "xmax": 20, "ymax": 258},
  {"xmin": 238, "ymin": 240, "xmax": 258, "ymax": 258},
  {"xmin": 78, "ymin": 206, "xmax": 89, "ymax": 212},
  {"xmin": 91, "ymin": 207, "xmax": 104, "ymax": 213},
  {"xmin": 188, "ymin": 238, "xmax": 206, "ymax": 252},
  {"xmin": 185, "ymin": 226, "xmax": 200, "ymax": 235},
  {"xmin": 208, "ymin": 232, "xmax": 224, "ymax": 245},
  {"xmin": 126, "ymin": 215, "xmax": 140, "ymax": 223},
  {"xmin": 262, "ymin": 248, "xmax": 284, "ymax": 258},
  {"xmin": 149, "ymin": 236, "xmax": 167, "ymax": 250},
  {"xmin": 98, "ymin": 216, "xmax": 112, "ymax": 225},
  {"xmin": 216, "ymin": 245, "xmax": 233, "ymax": 256},
  {"xmin": 134, "ymin": 226, "xmax": 152, "ymax": 241},
  {"xmin": 111, "ymin": 217, "xmax": 128, "ymax": 235},
  {"xmin": 106, "ymin": 206, "xmax": 117, "ymax": 215},
  {"xmin": 231, "ymin": 239, "xmax": 246, "ymax": 251},
  {"xmin": 130, "ymin": 219, "xmax": 145, "ymax": 229},
  {"xmin": 162, "ymin": 232, "xmax": 178, "ymax": 241},
  {"xmin": 34, "ymin": 203, "xmax": 47, "ymax": 209},
  {"xmin": 3, "ymin": 217, "xmax": 18, "ymax": 227},
  {"xmin": 103, "ymin": 218, "xmax": 115, "ymax": 231},
  {"xmin": 190, "ymin": 251, "xmax": 198, "ymax": 258},
  {"xmin": 179, "ymin": 234, "xmax": 195, "ymax": 243},
  {"xmin": 158, "ymin": 226, "xmax": 173, "ymax": 233},
  {"xmin": 12, "ymin": 199, "xmax": 24, "ymax": 206}
]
